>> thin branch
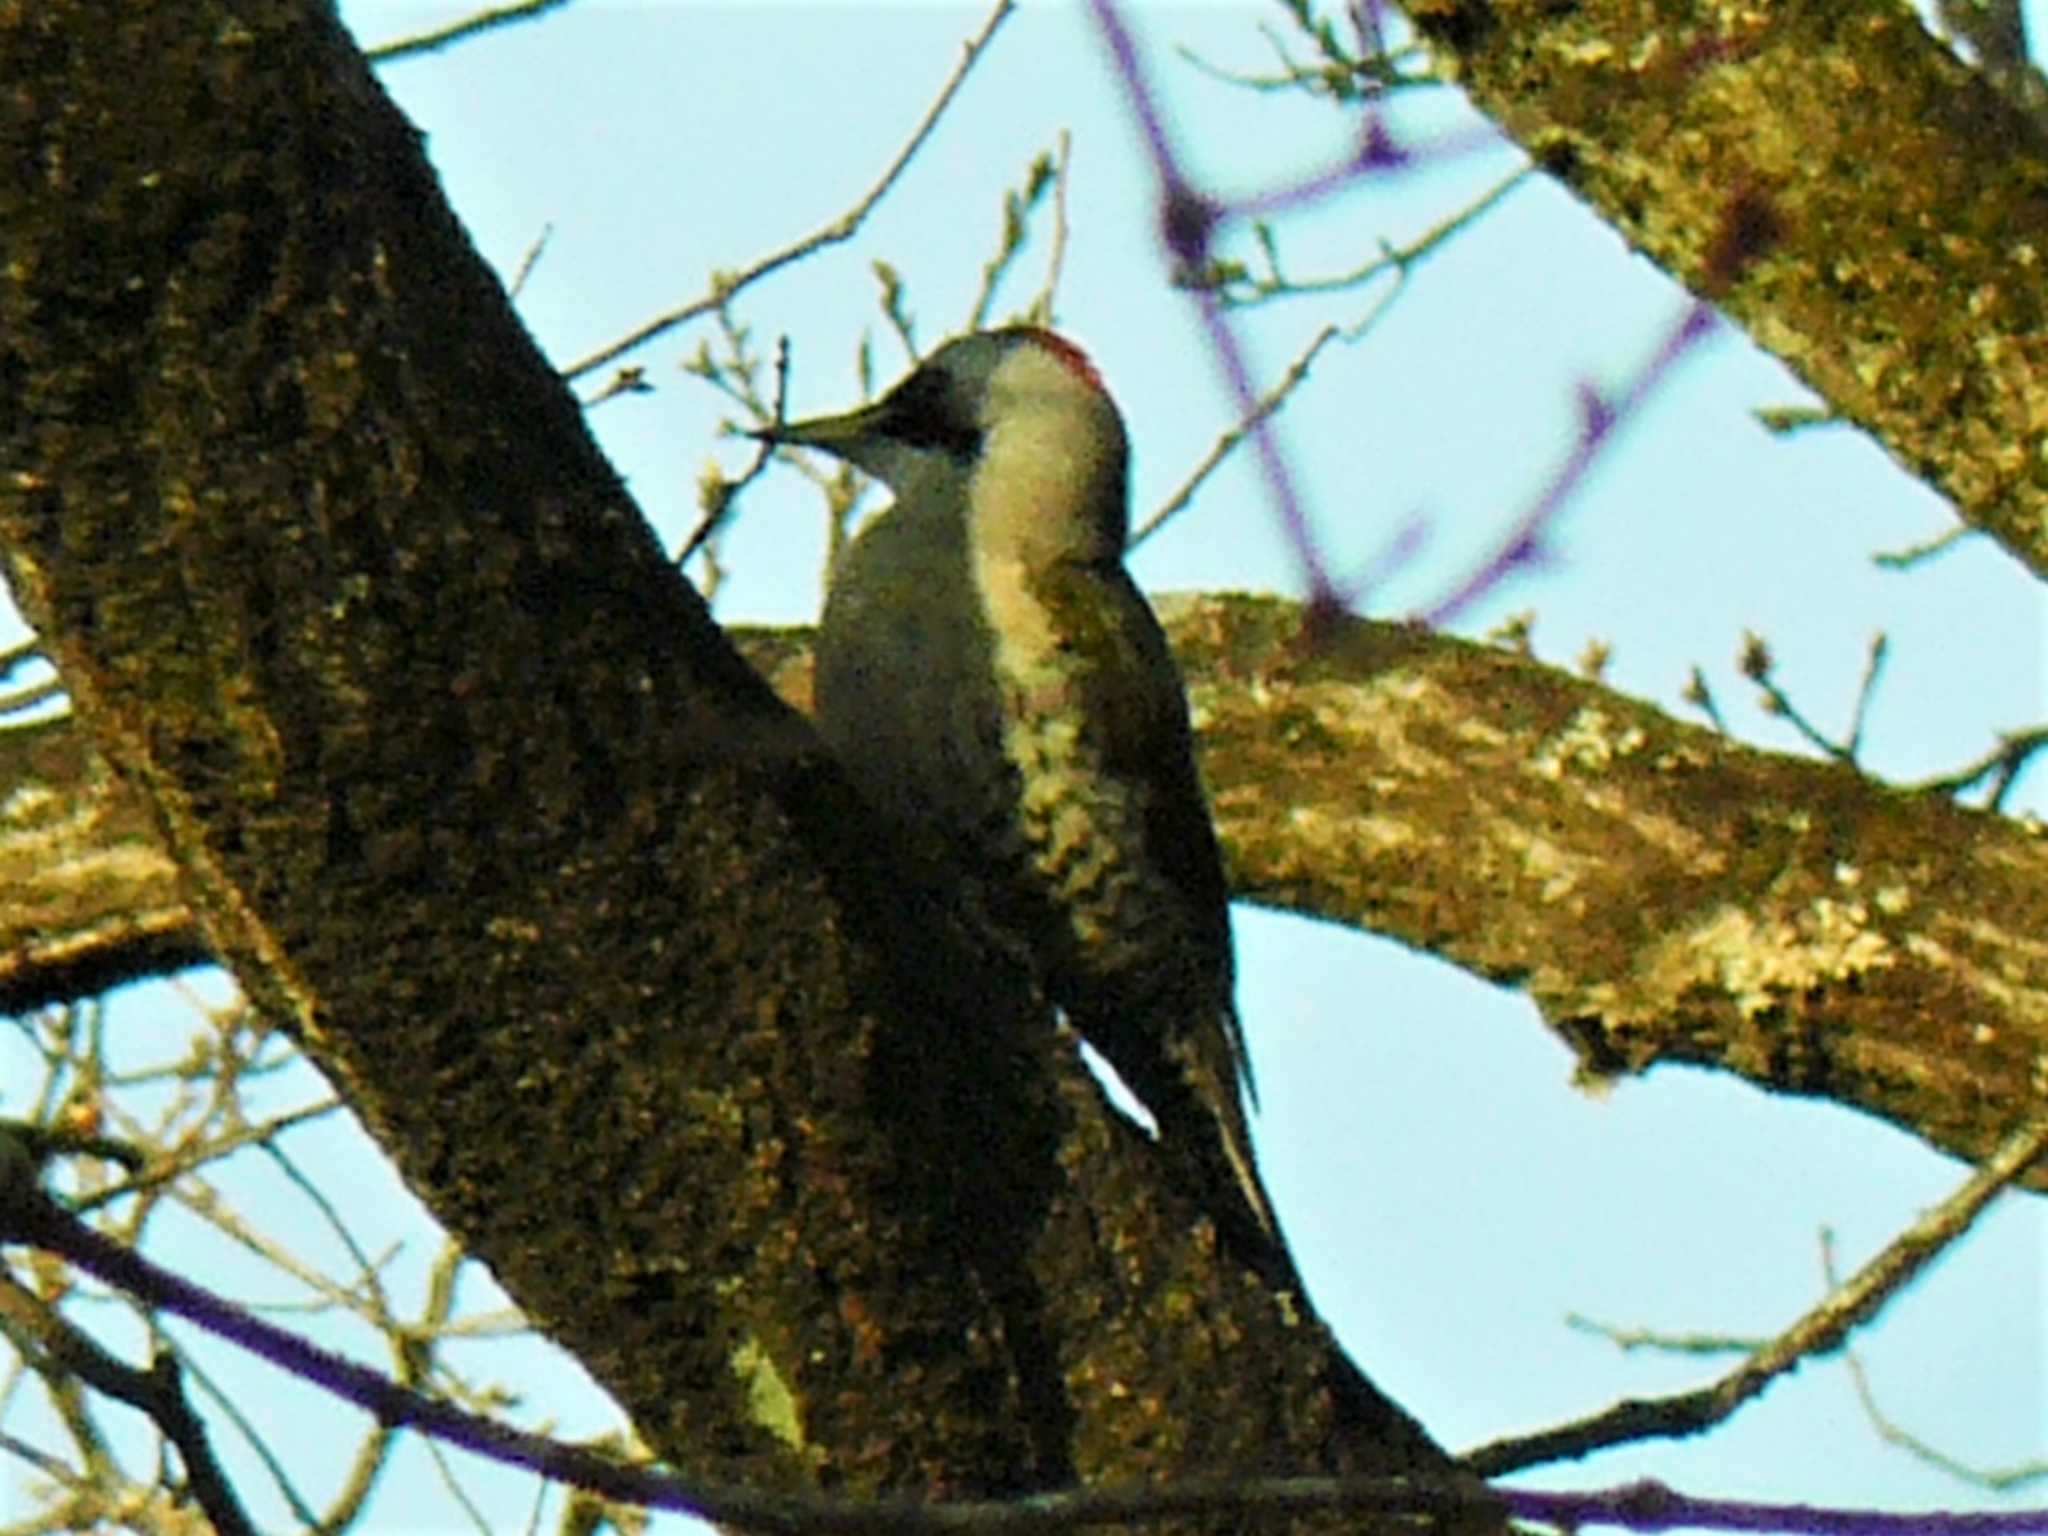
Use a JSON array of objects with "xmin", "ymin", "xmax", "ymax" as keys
[
  {"xmin": 1129, "ymin": 324, "xmax": 1340, "ymax": 549},
  {"xmin": 1840, "ymin": 1316, "xmax": 2048, "ymax": 1492},
  {"xmin": 1843, "ymin": 632, "xmax": 1889, "ymax": 760},
  {"xmin": 559, "ymin": 1, "xmax": 1016, "ymax": 383},
  {"xmin": 1873, "ymin": 522, "xmax": 1976, "ymax": 569},
  {"xmin": 1504, "ymin": 1478, "xmax": 2048, "ymax": 1534},
  {"xmin": 676, "ymin": 337, "xmax": 789, "ymax": 570},
  {"xmin": 1827, "ymin": 1230, "xmax": 2048, "ymax": 1493},
  {"xmin": 170, "ymin": 1339, "xmax": 328, "ymax": 1530},
  {"xmin": 1217, "ymin": 165, "xmax": 1530, "ymax": 308},
  {"xmin": 366, "ymin": 0, "xmax": 577, "ymax": 65},
  {"xmin": 1460, "ymin": 1111, "xmax": 2048, "ymax": 1478},
  {"xmin": 69, "ymin": 1097, "xmax": 340, "ymax": 1216},
  {"xmin": 1029, "ymin": 130, "xmax": 1074, "ymax": 326},
  {"xmin": 0, "ymin": 1271, "xmax": 256, "ymax": 1536},
  {"xmin": 967, "ymin": 148, "xmax": 1062, "ymax": 331},
  {"xmin": 1564, "ymin": 1314, "xmax": 1764, "ymax": 1357},
  {"xmin": 10, "ymin": 1140, "xmax": 2048, "ymax": 1533},
  {"xmin": 0, "ymin": 637, "xmax": 42, "ymax": 685},
  {"xmin": 0, "ymin": 677, "xmax": 63, "ymax": 720},
  {"xmin": 1422, "ymin": 296, "xmax": 1720, "ymax": 628},
  {"xmin": 1738, "ymin": 630, "xmax": 1890, "ymax": 768},
  {"xmin": 1909, "ymin": 724, "xmax": 2048, "ymax": 812},
  {"xmin": 509, "ymin": 224, "xmax": 554, "ymax": 303},
  {"xmin": 0, "ymin": 1126, "xmax": 1502, "ymax": 1533},
  {"xmin": 1087, "ymin": 0, "xmax": 1340, "ymax": 608}
]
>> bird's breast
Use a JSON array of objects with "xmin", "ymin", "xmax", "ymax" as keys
[{"xmin": 969, "ymin": 550, "xmax": 1154, "ymax": 962}]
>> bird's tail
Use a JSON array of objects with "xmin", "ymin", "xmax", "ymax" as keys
[
  {"xmin": 1165, "ymin": 1017, "xmax": 1293, "ymax": 1276},
  {"xmin": 1084, "ymin": 1000, "xmax": 1300, "ymax": 1293}
]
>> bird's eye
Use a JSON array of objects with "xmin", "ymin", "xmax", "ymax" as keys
[{"xmin": 888, "ymin": 370, "xmax": 982, "ymax": 458}]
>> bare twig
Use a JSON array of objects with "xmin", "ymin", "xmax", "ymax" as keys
[
  {"xmin": 0, "ymin": 676, "xmax": 63, "ymax": 719},
  {"xmin": 560, "ymin": 1, "xmax": 1016, "ymax": 383},
  {"xmin": 968, "ymin": 148, "xmax": 1062, "ymax": 331},
  {"xmin": 1910, "ymin": 724, "xmax": 2048, "ymax": 812},
  {"xmin": 367, "ymin": 0, "xmax": 576, "ymax": 64},
  {"xmin": 1844, "ymin": 632, "xmax": 1888, "ymax": 760},
  {"xmin": 510, "ymin": 224, "xmax": 554, "ymax": 302},
  {"xmin": 13, "ymin": 1125, "xmax": 2047, "ymax": 1532},
  {"xmin": 0, "ymin": 636, "xmax": 42, "ymax": 684},
  {"xmin": 676, "ymin": 338, "xmax": 789, "ymax": 570},
  {"xmin": 1826, "ymin": 1230, "xmax": 2048, "ymax": 1493},
  {"xmin": 1129, "ymin": 323, "xmax": 1340, "ymax": 550},
  {"xmin": 69, "ymin": 1098, "xmax": 339, "ymax": 1217},
  {"xmin": 1029, "ymin": 130, "xmax": 1074, "ymax": 326},
  {"xmin": 1874, "ymin": 523, "xmax": 1977, "ymax": 569},
  {"xmin": 1215, "ymin": 165, "xmax": 1529, "ymax": 308},
  {"xmin": 0, "ymin": 1150, "xmax": 1510, "ymax": 1534},
  {"xmin": 0, "ymin": 1271, "xmax": 257, "ymax": 1536},
  {"xmin": 172, "ymin": 1339, "xmax": 330, "ymax": 1529},
  {"xmin": 1461, "ymin": 1111, "xmax": 2048, "ymax": 1478},
  {"xmin": 1565, "ymin": 1314, "xmax": 1763, "ymax": 1355},
  {"xmin": 1738, "ymin": 630, "xmax": 1889, "ymax": 767}
]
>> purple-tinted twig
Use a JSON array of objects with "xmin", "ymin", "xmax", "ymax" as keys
[
  {"xmin": 1335, "ymin": 516, "xmax": 1429, "ymax": 612},
  {"xmin": 1422, "ymin": 298, "xmax": 1719, "ymax": 629},
  {"xmin": 1508, "ymin": 1479, "xmax": 2045, "ymax": 1535},
  {"xmin": 1090, "ymin": 0, "xmax": 1530, "ymax": 622},
  {"xmin": 1236, "ymin": 119, "xmax": 1506, "ymax": 219},
  {"xmin": 1095, "ymin": 0, "xmax": 1784, "ymax": 635},
  {"xmin": 1087, "ymin": 0, "xmax": 1338, "ymax": 608},
  {"xmin": 11, "ymin": 1153, "xmax": 2045, "ymax": 1533},
  {"xmin": 1129, "ymin": 324, "xmax": 1340, "ymax": 550}
]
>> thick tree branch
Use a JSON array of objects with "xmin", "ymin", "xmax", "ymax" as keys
[
  {"xmin": 1399, "ymin": 0, "xmax": 2048, "ymax": 581},
  {"xmin": 1170, "ymin": 593, "xmax": 2048, "ymax": 1186},
  {"xmin": 8, "ymin": 597, "xmax": 2045, "ymax": 1194}
]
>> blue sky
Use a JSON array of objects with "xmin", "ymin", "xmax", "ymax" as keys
[{"xmin": 1, "ymin": 2, "xmax": 2042, "ymax": 1530}]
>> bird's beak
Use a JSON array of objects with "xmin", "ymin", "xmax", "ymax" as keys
[{"xmin": 749, "ymin": 398, "xmax": 892, "ymax": 457}]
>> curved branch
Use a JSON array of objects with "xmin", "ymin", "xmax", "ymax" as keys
[{"xmin": 8, "ymin": 594, "xmax": 2045, "ymax": 1191}]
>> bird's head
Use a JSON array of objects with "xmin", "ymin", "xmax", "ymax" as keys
[{"xmin": 758, "ymin": 328, "xmax": 1130, "ymax": 564}]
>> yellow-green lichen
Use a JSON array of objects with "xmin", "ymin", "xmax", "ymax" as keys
[{"xmin": 731, "ymin": 1334, "xmax": 805, "ymax": 1451}]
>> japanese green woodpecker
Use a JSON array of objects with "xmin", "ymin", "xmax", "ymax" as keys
[{"xmin": 762, "ymin": 327, "xmax": 1279, "ymax": 1258}]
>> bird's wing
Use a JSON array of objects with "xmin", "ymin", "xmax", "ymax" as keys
[{"xmin": 1031, "ymin": 559, "xmax": 1235, "ymax": 970}]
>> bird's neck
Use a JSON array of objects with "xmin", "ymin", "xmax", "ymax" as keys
[{"xmin": 968, "ymin": 410, "xmax": 1127, "ymax": 570}]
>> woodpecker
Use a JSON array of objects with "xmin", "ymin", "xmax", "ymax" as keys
[{"xmin": 760, "ymin": 327, "xmax": 1281, "ymax": 1262}]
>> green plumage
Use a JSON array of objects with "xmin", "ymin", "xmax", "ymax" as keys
[{"xmin": 766, "ymin": 328, "xmax": 1279, "ymax": 1261}]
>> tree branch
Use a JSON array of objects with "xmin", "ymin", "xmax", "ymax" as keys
[{"xmin": 9, "ymin": 596, "xmax": 2042, "ymax": 1191}]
